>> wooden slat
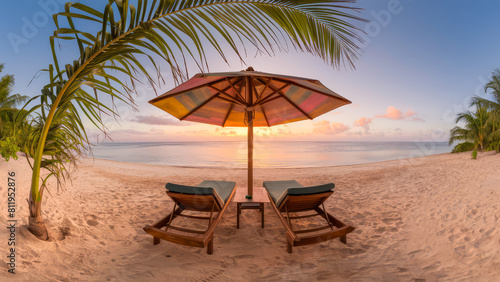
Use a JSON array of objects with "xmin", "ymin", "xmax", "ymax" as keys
[
  {"xmin": 269, "ymin": 77, "xmax": 352, "ymax": 104},
  {"xmin": 255, "ymin": 77, "xmax": 272, "ymax": 103},
  {"xmin": 150, "ymin": 207, "xmax": 184, "ymax": 228},
  {"xmin": 278, "ymin": 192, "xmax": 333, "ymax": 211},
  {"xmin": 288, "ymin": 213, "xmax": 321, "ymax": 219},
  {"xmin": 294, "ymin": 226, "xmax": 355, "ymax": 246},
  {"xmin": 166, "ymin": 225, "xmax": 207, "ymax": 235},
  {"xmin": 259, "ymin": 95, "xmax": 281, "ymax": 106},
  {"xmin": 222, "ymin": 103, "xmax": 235, "ymax": 127},
  {"xmin": 255, "ymin": 83, "xmax": 290, "ymax": 105},
  {"xmin": 143, "ymin": 226, "xmax": 205, "ymax": 248},
  {"xmin": 177, "ymin": 213, "xmax": 212, "ymax": 220},
  {"xmin": 179, "ymin": 93, "xmax": 220, "ymax": 120},
  {"xmin": 208, "ymin": 85, "xmax": 246, "ymax": 105},
  {"xmin": 225, "ymin": 77, "xmax": 246, "ymax": 104},
  {"xmin": 279, "ymin": 92, "xmax": 313, "ymax": 120},
  {"xmin": 215, "ymin": 95, "xmax": 243, "ymax": 105},
  {"xmin": 149, "ymin": 77, "xmax": 227, "ymax": 103},
  {"xmin": 167, "ymin": 192, "xmax": 222, "ymax": 211},
  {"xmin": 294, "ymin": 225, "xmax": 332, "ymax": 234},
  {"xmin": 260, "ymin": 105, "xmax": 270, "ymax": 127},
  {"xmin": 251, "ymin": 79, "xmax": 260, "ymax": 103},
  {"xmin": 313, "ymin": 207, "xmax": 349, "ymax": 228}
]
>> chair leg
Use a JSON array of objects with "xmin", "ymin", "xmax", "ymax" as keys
[
  {"xmin": 236, "ymin": 203, "xmax": 240, "ymax": 229},
  {"xmin": 340, "ymin": 235, "xmax": 347, "ymax": 244},
  {"xmin": 286, "ymin": 241, "xmax": 293, "ymax": 253},
  {"xmin": 207, "ymin": 239, "xmax": 214, "ymax": 254},
  {"xmin": 153, "ymin": 237, "xmax": 160, "ymax": 245}
]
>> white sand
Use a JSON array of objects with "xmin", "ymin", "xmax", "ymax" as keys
[{"xmin": 0, "ymin": 151, "xmax": 499, "ymax": 281}]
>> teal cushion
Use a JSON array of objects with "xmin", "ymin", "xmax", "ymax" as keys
[
  {"xmin": 198, "ymin": 180, "xmax": 236, "ymax": 204},
  {"xmin": 263, "ymin": 180, "xmax": 303, "ymax": 204},
  {"xmin": 166, "ymin": 180, "xmax": 236, "ymax": 207},
  {"xmin": 263, "ymin": 180, "xmax": 334, "ymax": 207}
]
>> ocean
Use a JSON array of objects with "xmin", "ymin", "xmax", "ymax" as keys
[{"xmin": 90, "ymin": 141, "xmax": 452, "ymax": 168}]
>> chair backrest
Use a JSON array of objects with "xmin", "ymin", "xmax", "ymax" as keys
[
  {"xmin": 167, "ymin": 192, "xmax": 222, "ymax": 212},
  {"xmin": 278, "ymin": 191, "xmax": 333, "ymax": 212}
]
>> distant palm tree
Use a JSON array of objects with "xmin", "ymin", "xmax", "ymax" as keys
[
  {"xmin": 0, "ymin": 63, "xmax": 28, "ymax": 131},
  {"xmin": 481, "ymin": 69, "xmax": 500, "ymax": 113},
  {"xmin": 25, "ymin": 0, "xmax": 366, "ymax": 240},
  {"xmin": 449, "ymin": 105, "xmax": 491, "ymax": 152},
  {"xmin": 472, "ymin": 69, "xmax": 500, "ymax": 151}
]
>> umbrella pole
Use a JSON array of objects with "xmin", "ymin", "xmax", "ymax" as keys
[
  {"xmin": 247, "ymin": 112, "xmax": 253, "ymax": 198},
  {"xmin": 246, "ymin": 75, "xmax": 254, "ymax": 198}
]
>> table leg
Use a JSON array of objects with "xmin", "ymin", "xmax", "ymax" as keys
[
  {"xmin": 237, "ymin": 203, "xmax": 240, "ymax": 229},
  {"xmin": 261, "ymin": 203, "xmax": 264, "ymax": 228}
]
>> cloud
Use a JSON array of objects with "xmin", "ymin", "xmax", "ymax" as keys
[
  {"xmin": 131, "ymin": 115, "xmax": 185, "ymax": 126},
  {"xmin": 109, "ymin": 129, "xmax": 154, "ymax": 135},
  {"xmin": 353, "ymin": 106, "xmax": 422, "ymax": 133},
  {"xmin": 184, "ymin": 129, "xmax": 211, "ymax": 136},
  {"xmin": 86, "ymin": 128, "xmax": 167, "ymax": 142},
  {"xmin": 375, "ymin": 106, "xmax": 418, "ymax": 120},
  {"xmin": 354, "ymin": 117, "xmax": 373, "ymax": 132},
  {"xmin": 313, "ymin": 120, "xmax": 349, "ymax": 135},
  {"xmin": 219, "ymin": 130, "xmax": 238, "ymax": 136},
  {"xmin": 277, "ymin": 127, "xmax": 292, "ymax": 136}
]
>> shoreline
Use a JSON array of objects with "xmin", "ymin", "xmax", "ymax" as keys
[{"xmin": 84, "ymin": 151, "xmax": 454, "ymax": 170}]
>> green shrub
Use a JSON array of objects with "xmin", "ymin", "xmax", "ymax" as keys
[
  {"xmin": 451, "ymin": 142, "xmax": 475, "ymax": 153},
  {"xmin": 471, "ymin": 150, "xmax": 477, "ymax": 160},
  {"xmin": 0, "ymin": 137, "xmax": 20, "ymax": 161}
]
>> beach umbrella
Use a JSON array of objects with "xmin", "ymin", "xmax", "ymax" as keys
[{"xmin": 149, "ymin": 67, "xmax": 351, "ymax": 197}]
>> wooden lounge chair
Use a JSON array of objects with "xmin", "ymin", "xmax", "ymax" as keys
[
  {"xmin": 263, "ymin": 180, "xmax": 355, "ymax": 253},
  {"xmin": 143, "ymin": 180, "xmax": 236, "ymax": 254}
]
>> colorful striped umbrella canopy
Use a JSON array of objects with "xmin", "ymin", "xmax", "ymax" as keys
[{"xmin": 149, "ymin": 67, "xmax": 351, "ymax": 197}]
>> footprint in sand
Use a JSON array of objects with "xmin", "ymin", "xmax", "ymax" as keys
[
  {"xmin": 56, "ymin": 227, "xmax": 71, "ymax": 240},
  {"xmin": 200, "ymin": 270, "xmax": 224, "ymax": 281},
  {"xmin": 407, "ymin": 249, "xmax": 424, "ymax": 258},
  {"xmin": 338, "ymin": 247, "xmax": 367, "ymax": 255},
  {"xmin": 423, "ymin": 261, "xmax": 441, "ymax": 271},
  {"xmin": 86, "ymin": 215, "xmax": 99, "ymax": 226},
  {"xmin": 300, "ymin": 263, "xmax": 316, "ymax": 269}
]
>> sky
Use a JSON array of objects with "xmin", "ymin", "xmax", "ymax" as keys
[{"xmin": 1, "ymin": 0, "xmax": 500, "ymax": 143}]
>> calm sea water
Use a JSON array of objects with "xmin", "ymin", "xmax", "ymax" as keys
[{"xmin": 90, "ymin": 141, "xmax": 451, "ymax": 168}]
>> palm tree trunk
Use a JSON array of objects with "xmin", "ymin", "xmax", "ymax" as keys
[
  {"xmin": 28, "ymin": 191, "xmax": 49, "ymax": 240},
  {"xmin": 27, "ymin": 78, "xmax": 66, "ymax": 240}
]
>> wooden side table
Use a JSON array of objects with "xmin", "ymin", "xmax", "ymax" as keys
[{"xmin": 234, "ymin": 187, "xmax": 270, "ymax": 229}]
